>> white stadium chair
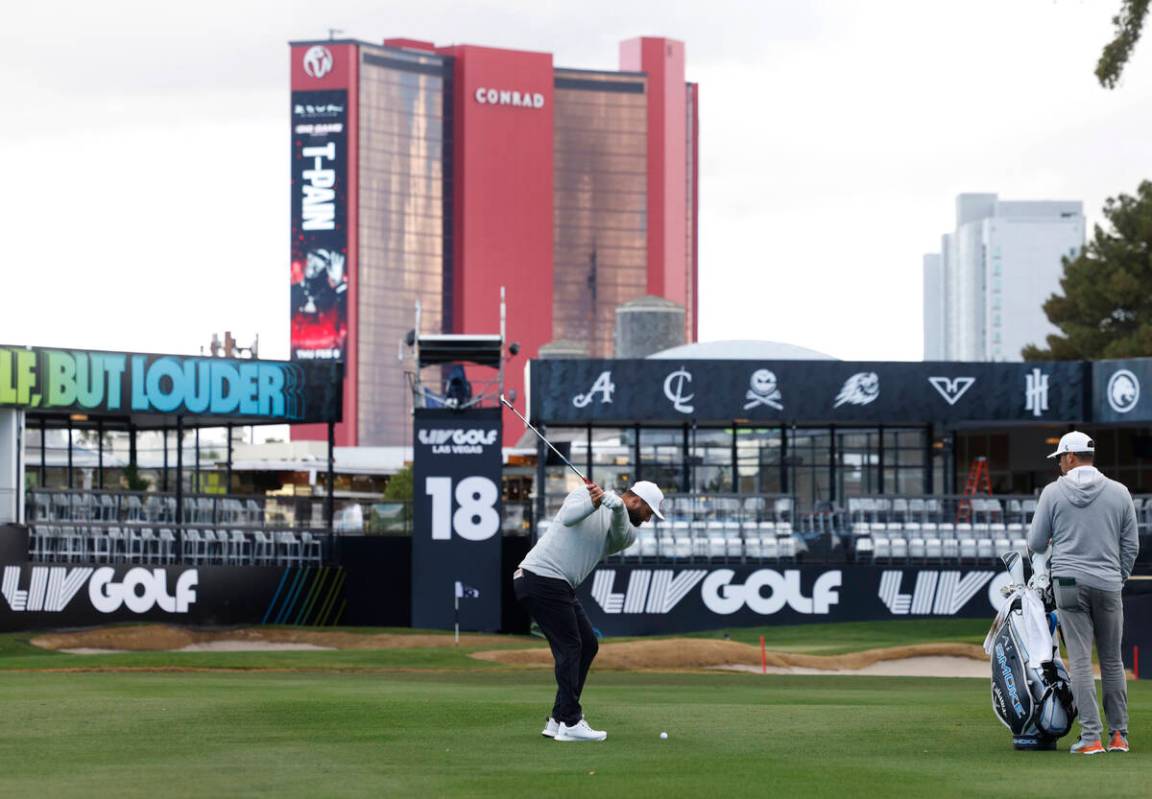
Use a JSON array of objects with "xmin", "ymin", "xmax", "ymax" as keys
[
  {"xmin": 977, "ymin": 538, "xmax": 996, "ymax": 560},
  {"xmin": 943, "ymin": 538, "xmax": 961, "ymax": 561},
  {"xmin": 909, "ymin": 537, "xmax": 926, "ymax": 561},
  {"xmin": 890, "ymin": 536, "xmax": 909, "ymax": 562},
  {"xmin": 873, "ymin": 536, "xmax": 891, "ymax": 562},
  {"xmin": 774, "ymin": 536, "xmax": 793, "ymax": 561},
  {"xmin": 158, "ymin": 529, "xmax": 176, "ymax": 564},
  {"xmin": 638, "ymin": 531, "xmax": 660, "ymax": 559},
  {"xmin": 959, "ymin": 538, "xmax": 978, "ymax": 562},
  {"xmin": 925, "ymin": 538, "xmax": 943, "ymax": 561}
]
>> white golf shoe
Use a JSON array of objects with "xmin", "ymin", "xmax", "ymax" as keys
[
  {"xmin": 541, "ymin": 717, "xmax": 559, "ymax": 738},
  {"xmin": 555, "ymin": 719, "xmax": 607, "ymax": 742}
]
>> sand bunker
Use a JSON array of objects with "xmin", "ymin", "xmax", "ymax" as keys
[
  {"xmin": 60, "ymin": 643, "xmax": 334, "ymax": 654},
  {"xmin": 470, "ymin": 639, "xmax": 989, "ymax": 676},
  {"xmin": 32, "ymin": 625, "xmax": 512, "ymax": 653},
  {"xmin": 717, "ymin": 655, "xmax": 989, "ymax": 678},
  {"xmin": 31, "ymin": 626, "xmax": 996, "ymax": 678}
]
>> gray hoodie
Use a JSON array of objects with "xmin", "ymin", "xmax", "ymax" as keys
[
  {"xmin": 1027, "ymin": 465, "xmax": 1140, "ymax": 592},
  {"xmin": 519, "ymin": 487, "xmax": 637, "ymax": 588}
]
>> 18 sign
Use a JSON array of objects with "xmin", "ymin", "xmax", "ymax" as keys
[{"xmin": 425, "ymin": 476, "xmax": 501, "ymax": 541}]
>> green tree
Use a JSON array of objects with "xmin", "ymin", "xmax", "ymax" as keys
[
  {"xmin": 1097, "ymin": 0, "xmax": 1151, "ymax": 88},
  {"xmin": 122, "ymin": 463, "xmax": 151, "ymax": 492},
  {"xmin": 1023, "ymin": 181, "xmax": 1152, "ymax": 360},
  {"xmin": 383, "ymin": 465, "xmax": 414, "ymax": 501}
]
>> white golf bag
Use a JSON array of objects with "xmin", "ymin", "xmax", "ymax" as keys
[{"xmin": 983, "ymin": 552, "xmax": 1076, "ymax": 750}]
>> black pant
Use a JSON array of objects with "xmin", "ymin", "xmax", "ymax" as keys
[{"xmin": 514, "ymin": 569, "xmax": 598, "ymax": 725}]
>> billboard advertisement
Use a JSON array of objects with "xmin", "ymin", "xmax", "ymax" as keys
[
  {"xmin": 0, "ymin": 346, "xmax": 342, "ymax": 423},
  {"xmin": 291, "ymin": 89, "xmax": 348, "ymax": 361},
  {"xmin": 411, "ymin": 408, "xmax": 503, "ymax": 631}
]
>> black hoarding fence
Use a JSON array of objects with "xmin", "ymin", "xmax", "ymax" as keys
[
  {"xmin": 575, "ymin": 563, "xmax": 1017, "ymax": 635},
  {"xmin": 291, "ymin": 89, "xmax": 349, "ymax": 363},
  {"xmin": 411, "ymin": 408, "xmax": 504, "ymax": 631},
  {"xmin": 532, "ymin": 359, "xmax": 1088, "ymax": 426},
  {"xmin": 0, "ymin": 562, "xmax": 349, "ymax": 632}
]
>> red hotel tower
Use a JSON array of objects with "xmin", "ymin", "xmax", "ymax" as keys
[{"xmin": 289, "ymin": 36, "xmax": 698, "ymax": 445}]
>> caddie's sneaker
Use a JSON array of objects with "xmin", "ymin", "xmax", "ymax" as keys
[
  {"xmin": 1070, "ymin": 738, "xmax": 1105, "ymax": 755},
  {"xmin": 555, "ymin": 719, "xmax": 607, "ymax": 742},
  {"xmin": 541, "ymin": 717, "xmax": 559, "ymax": 738},
  {"xmin": 1107, "ymin": 731, "xmax": 1129, "ymax": 753}
]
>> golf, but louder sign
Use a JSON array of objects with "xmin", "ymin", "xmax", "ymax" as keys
[{"xmin": 411, "ymin": 408, "xmax": 503, "ymax": 631}]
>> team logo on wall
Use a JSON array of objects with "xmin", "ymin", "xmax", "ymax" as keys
[
  {"xmin": 743, "ymin": 369, "xmax": 783, "ymax": 410},
  {"xmin": 928, "ymin": 376, "xmax": 976, "ymax": 406},
  {"xmin": 834, "ymin": 372, "xmax": 880, "ymax": 408},
  {"xmin": 303, "ymin": 46, "xmax": 334, "ymax": 79},
  {"xmin": 1025, "ymin": 368, "xmax": 1050, "ymax": 417},
  {"xmin": 1107, "ymin": 369, "xmax": 1140, "ymax": 414},
  {"xmin": 663, "ymin": 367, "xmax": 695, "ymax": 414},
  {"xmin": 573, "ymin": 371, "xmax": 615, "ymax": 408}
]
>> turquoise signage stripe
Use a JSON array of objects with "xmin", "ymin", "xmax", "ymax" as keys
[
  {"xmin": 316, "ymin": 571, "xmax": 347, "ymax": 626},
  {"xmin": 261, "ymin": 568, "xmax": 292, "ymax": 625},
  {"xmin": 274, "ymin": 568, "xmax": 310, "ymax": 625},
  {"xmin": 295, "ymin": 567, "xmax": 330, "ymax": 626}
]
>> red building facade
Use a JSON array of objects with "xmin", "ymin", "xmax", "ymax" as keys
[{"xmin": 289, "ymin": 36, "xmax": 698, "ymax": 446}]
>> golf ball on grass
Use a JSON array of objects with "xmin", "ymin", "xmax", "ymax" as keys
[{"xmin": 660, "ymin": 732, "xmax": 668, "ymax": 740}]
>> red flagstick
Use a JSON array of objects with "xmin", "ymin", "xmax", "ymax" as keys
[{"xmin": 760, "ymin": 634, "xmax": 767, "ymax": 674}]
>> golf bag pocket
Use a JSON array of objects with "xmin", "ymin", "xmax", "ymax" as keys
[
  {"xmin": 1053, "ymin": 577, "xmax": 1079, "ymax": 611},
  {"xmin": 1035, "ymin": 681, "xmax": 1075, "ymax": 739}
]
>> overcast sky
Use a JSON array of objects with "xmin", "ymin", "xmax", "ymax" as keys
[{"xmin": 2, "ymin": 0, "xmax": 1151, "ymax": 363}]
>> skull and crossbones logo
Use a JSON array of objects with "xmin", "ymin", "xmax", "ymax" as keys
[{"xmin": 744, "ymin": 369, "xmax": 783, "ymax": 410}]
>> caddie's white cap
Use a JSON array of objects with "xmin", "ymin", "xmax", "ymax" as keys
[
  {"xmin": 1048, "ymin": 431, "xmax": 1095, "ymax": 459},
  {"xmin": 630, "ymin": 481, "xmax": 665, "ymax": 520}
]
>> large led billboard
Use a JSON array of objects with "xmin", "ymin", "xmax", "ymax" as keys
[{"xmin": 290, "ymin": 89, "xmax": 348, "ymax": 361}]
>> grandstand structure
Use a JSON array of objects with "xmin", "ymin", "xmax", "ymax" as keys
[
  {"xmin": 24, "ymin": 489, "xmax": 325, "ymax": 566},
  {"xmin": 0, "ymin": 346, "xmax": 343, "ymax": 567}
]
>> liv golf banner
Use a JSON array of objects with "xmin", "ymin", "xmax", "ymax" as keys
[
  {"xmin": 0, "ymin": 563, "xmax": 348, "ymax": 631},
  {"xmin": 411, "ymin": 408, "xmax": 503, "ymax": 631},
  {"xmin": 577, "ymin": 564, "xmax": 1015, "ymax": 636}
]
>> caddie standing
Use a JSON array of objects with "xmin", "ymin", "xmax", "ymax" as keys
[
  {"xmin": 513, "ymin": 479, "xmax": 664, "ymax": 742},
  {"xmin": 1028, "ymin": 431, "xmax": 1140, "ymax": 755}
]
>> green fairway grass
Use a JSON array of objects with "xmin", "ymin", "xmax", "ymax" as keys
[{"xmin": 0, "ymin": 621, "xmax": 1145, "ymax": 798}]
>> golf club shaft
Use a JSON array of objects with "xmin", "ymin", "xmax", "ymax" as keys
[{"xmin": 500, "ymin": 394, "xmax": 588, "ymax": 482}]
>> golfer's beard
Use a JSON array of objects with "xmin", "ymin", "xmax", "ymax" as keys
[{"xmin": 627, "ymin": 506, "xmax": 644, "ymax": 527}]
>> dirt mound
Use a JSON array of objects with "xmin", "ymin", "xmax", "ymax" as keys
[
  {"xmin": 30, "ymin": 625, "xmax": 513, "ymax": 653},
  {"xmin": 470, "ymin": 639, "xmax": 987, "ymax": 672}
]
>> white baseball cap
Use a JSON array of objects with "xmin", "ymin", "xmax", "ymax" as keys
[
  {"xmin": 630, "ymin": 481, "xmax": 665, "ymax": 520},
  {"xmin": 1047, "ymin": 431, "xmax": 1095, "ymax": 459}
]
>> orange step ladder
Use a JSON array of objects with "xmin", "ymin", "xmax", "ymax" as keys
[{"xmin": 956, "ymin": 456, "xmax": 991, "ymax": 522}]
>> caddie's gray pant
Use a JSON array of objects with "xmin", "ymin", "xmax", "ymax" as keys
[{"xmin": 1057, "ymin": 584, "xmax": 1128, "ymax": 742}]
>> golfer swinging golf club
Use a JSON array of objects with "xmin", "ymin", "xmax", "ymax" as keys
[{"xmin": 514, "ymin": 477, "xmax": 664, "ymax": 742}]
